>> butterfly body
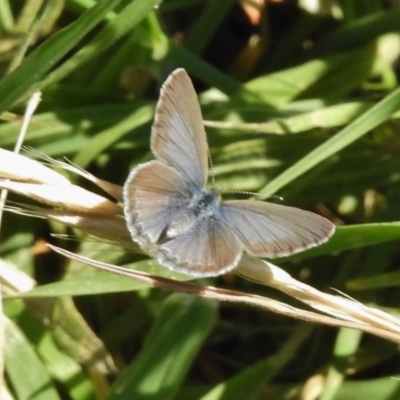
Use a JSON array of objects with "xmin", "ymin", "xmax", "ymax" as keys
[
  {"xmin": 188, "ymin": 188, "xmax": 220, "ymax": 223},
  {"xmin": 123, "ymin": 69, "xmax": 335, "ymax": 277},
  {"xmin": 162, "ymin": 188, "xmax": 220, "ymax": 240}
]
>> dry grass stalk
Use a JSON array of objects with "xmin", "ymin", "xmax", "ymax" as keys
[{"xmin": 1, "ymin": 148, "xmax": 400, "ymax": 343}]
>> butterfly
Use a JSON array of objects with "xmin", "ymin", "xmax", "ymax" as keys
[{"xmin": 123, "ymin": 69, "xmax": 335, "ymax": 277}]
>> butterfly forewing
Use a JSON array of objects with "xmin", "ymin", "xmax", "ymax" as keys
[
  {"xmin": 123, "ymin": 160, "xmax": 192, "ymax": 248},
  {"xmin": 151, "ymin": 69, "xmax": 209, "ymax": 188},
  {"xmin": 156, "ymin": 216, "xmax": 242, "ymax": 277},
  {"xmin": 221, "ymin": 200, "xmax": 335, "ymax": 258}
]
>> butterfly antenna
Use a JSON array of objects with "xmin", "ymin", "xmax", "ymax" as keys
[
  {"xmin": 266, "ymin": 194, "xmax": 284, "ymax": 202},
  {"xmin": 209, "ymin": 153, "xmax": 216, "ymax": 187},
  {"xmin": 225, "ymin": 191, "xmax": 284, "ymax": 201}
]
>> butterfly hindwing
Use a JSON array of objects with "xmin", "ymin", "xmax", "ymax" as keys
[{"xmin": 156, "ymin": 215, "xmax": 242, "ymax": 277}]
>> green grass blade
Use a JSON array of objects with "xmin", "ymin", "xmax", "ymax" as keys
[
  {"xmin": 4, "ymin": 318, "xmax": 60, "ymax": 400},
  {"xmin": 288, "ymin": 223, "xmax": 400, "ymax": 260},
  {"xmin": 0, "ymin": 0, "xmax": 13, "ymax": 33},
  {"xmin": 315, "ymin": 7, "xmax": 400, "ymax": 52},
  {"xmin": 185, "ymin": 0, "xmax": 236, "ymax": 54},
  {"xmin": 72, "ymin": 103, "xmax": 153, "ymax": 168},
  {"xmin": 319, "ymin": 328, "xmax": 362, "ymax": 400},
  {"xmin": 259, "ymin": 84, "xmax": 400, "ymax": 196},
  {"xmin": 0, "ymin": 0, "xmax": 122, "ymax": 113},
  {"xmin": 41, "ymin": 0, "xmax": 163, "ymax": 90},
  {"xmin": 109, "ymin": 294, "xmax": 216, "ymax": 400}
]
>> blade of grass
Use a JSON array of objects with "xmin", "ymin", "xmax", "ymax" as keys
[
  {"xmin": 72, "ymin": 103, "xmax": 153, "ymax": 168},
  {"xmin": 347, "ymin": 269, "xmax": 400, "ymax": 290},
  {"xmin": 315, "ymin": 7, "xmax": 400, "ymax": 53},
  {"xmin": 259, "ymin": 84, "xmax": 400, "ymax": 197},
  {"xmin": 40, "ymin": 0, "xmax": 163, "ymax": 90},
  {"xmin": 0, "ymin": 0, "xmax": 123, "ymax": 113},
  {"xmin": 109, "ymin": 294, "xmax": 216, "ymax": 400},
  {"xmin": 201, "ymin": 324, "xmax": 313, "ymax": 400},
  {"xmin": 8, "ymin": 258, "xmax": 191, "ymax": 298},
  {"xmin": 287, "ymin": 224, "xmax": 400, "ymax": 260},
  {"xmin": 14, "ymin": 307, "xmax": 95, "ymax": 399},
  {"xmin": 169, "ymin": 43, "xmax": 240, "ymax": 94},
  {"xmin": 319, "ymin": 328, "xmax": 363, "ymax": 400},
  {"xmin": 335, "ymin": 378, "xmax": 400, "ymax": 399},
  {"xmin": 6, "ymin": 1, "xmax": 47, "ymax": 74},
  {"xmin": 0, "ymin": 0, "xmax": 13, "ymax": 33},
  {"xmin": 185, "ymin": 0, "xmax": 236, "ymax": 54},
  {"xmin": 4, "ymin": 318, "xmax": 60, "ymax": 400}
]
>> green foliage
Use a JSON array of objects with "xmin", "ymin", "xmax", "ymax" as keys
[{"xmin": 2, "ymin": 0, "xmax": 400, "ymax": 399}]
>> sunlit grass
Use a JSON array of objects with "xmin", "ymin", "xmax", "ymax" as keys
[{"xmin": 1, "ymin": 1, "xmax": 400, "ymax": 399}]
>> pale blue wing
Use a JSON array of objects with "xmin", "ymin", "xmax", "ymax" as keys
[
  {"xmin": 151, "ymin": 69, "xmax": 208, "ymax": 189},
  {"xmin": 156, "ymin": 216, "xmax": 242, "ymax": 277},
  {"xmin": 123, "ymin": 160, "xmax": 192, "ymax": 248},
  {"xmin": 221, "ymin": 200, "xmax": 335, "ymax": 258}
]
